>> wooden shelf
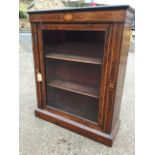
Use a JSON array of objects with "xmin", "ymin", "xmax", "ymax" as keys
[
  {"xmin": 47, "ymin": 79, "xmax": 99, "ymax": 98},
  {"xmin": 45, "ymin": 53, "xmax": 102, "ymax": 65}
]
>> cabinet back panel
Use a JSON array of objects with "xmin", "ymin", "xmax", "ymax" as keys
[
  {"xmin": 43, "ymin": 30, "xmax": 105, "ymax": 58},
  {"xmin": 45, "ymin": 60, "xmax": 101, "ymax": 88},
  {"xmin": 47, "ymin": 86, "xmax": 99, "ymax": 122}
]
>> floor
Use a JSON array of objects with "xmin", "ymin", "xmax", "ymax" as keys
[{"xmin": 19, "ymin": 33, "xmax": 135, "ymax": 155}]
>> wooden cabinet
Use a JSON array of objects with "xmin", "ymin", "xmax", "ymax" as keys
[{"xmin": 28, "ymin": 5, "xmax": 134, "ymax": 146}]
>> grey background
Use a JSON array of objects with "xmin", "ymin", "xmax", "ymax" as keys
[{"xmin": 19, "ymin": 33, "xmax": 135, "ymax": 155}]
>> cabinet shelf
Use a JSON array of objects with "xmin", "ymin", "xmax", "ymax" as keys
[
  {"xmin": 47, "ymin": 79, "xmax": 99, "ymax": 98},
  {"xmin": 45, "ymin": 53, "xmax": 102, "ymax": 65}
]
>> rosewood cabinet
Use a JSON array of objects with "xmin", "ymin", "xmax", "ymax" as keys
[{"xmin": 28, "ymin": 5, "xmax": 134, "ymax": 146}]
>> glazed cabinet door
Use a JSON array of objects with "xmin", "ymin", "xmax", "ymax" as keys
[{"xmin": 36, "ymin": 23, "xmax": 112, "ymax": 129}]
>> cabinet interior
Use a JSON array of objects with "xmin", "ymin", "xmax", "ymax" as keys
[{"xmin": 42, "ymin": 30, "xmax": 106, "ymax": 123}]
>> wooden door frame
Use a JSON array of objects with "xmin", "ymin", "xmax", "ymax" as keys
[{"xmin": 35, "ymin": 22, "xmax": 115, "ymax": 131}]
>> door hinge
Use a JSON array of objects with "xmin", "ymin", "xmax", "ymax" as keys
[{"xmin": 37, "ymin": 72, "xmax": 42, "ymax": 82}]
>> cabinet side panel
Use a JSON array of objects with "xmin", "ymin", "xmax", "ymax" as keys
[
  {"xmin": 103, "ymin": 23, "xmax": 124, "ymax": 133},
  {"xmin": 31, "ymin": 23, "xmax": 43, "ymax": 109},
  {"xmin": 112, "ymin": 23, "xmax": 132, "ymax": 129}
]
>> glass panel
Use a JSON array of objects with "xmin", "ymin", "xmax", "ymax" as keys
[
  {"xmin": 42, "ymin": 30, "xmax": 105, "ymax": 123},
  {"xmin": 43, "ymin": 30, "xmax": 105, "ymax": 58},
  {"xmin": 47, "ymin": 86, "xmax": 99, "ymax": 122}
]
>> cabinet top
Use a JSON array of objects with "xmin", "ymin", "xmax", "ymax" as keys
[{"xmin": 27, "ymin": 5, "xmax": 134, "ymax": 14}]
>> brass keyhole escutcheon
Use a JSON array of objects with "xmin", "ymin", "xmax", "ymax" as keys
[
  {"xmin": 37, "ymin": 72, "xmax": 42, "ymax": 82},
  {"xmin": 64, "ymin": 14, "xmax": 73, "ymax": 21}
]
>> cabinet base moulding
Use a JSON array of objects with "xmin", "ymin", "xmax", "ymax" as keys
[{"xmin": 35, "ymin": 108, "xmax": 120, "ymax": 147}]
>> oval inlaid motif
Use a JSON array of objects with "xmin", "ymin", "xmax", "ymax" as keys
[{"xmin": 64, "ymin": 14, "xmax": 73, "ymax": 21}]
